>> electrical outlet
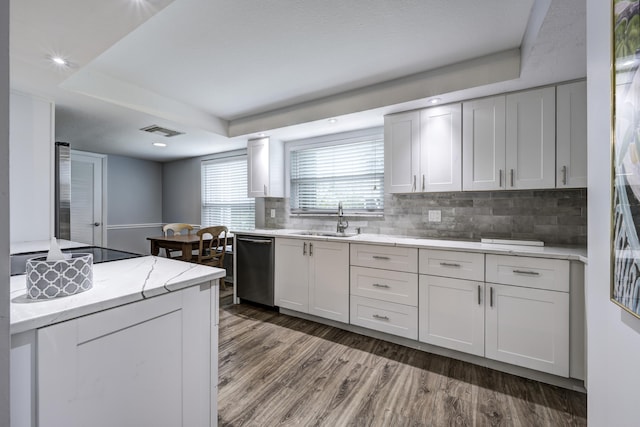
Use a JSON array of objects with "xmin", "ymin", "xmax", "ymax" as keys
[
  {"xmin": 428, "ymin": 210, "xmax": 441, "ymax": 222},
  {"xmin": 270, "ymin": 209, "xmax": 276, "ymax": 218}
]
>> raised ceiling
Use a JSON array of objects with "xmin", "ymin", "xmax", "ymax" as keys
[{"xmin": 10, "ymin": 0, "xmax": 586, "ymax": 162}]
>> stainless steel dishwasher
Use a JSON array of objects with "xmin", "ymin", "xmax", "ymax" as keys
[{"xmin": 235, "ymin": 235, "xmax": 275, "ymax": 307}]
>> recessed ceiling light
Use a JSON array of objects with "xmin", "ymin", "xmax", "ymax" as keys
[
  {"xmin": 51, "ymin": 56, "xmax": 67, "ymax": 66},
  {"xmin": 259, "ymin": 133, "xmax": 266, "ymax": 137},
  {"xmin": 328, "ymin": 118, "xmax": 338, "ymax": 124},
  {"xmin": 429, "ymin": 98, "xmax": 441, "ymax": 105},
  {"xmin": 152, "ymin": 142, "xmax": 167, "ymax": 148}
]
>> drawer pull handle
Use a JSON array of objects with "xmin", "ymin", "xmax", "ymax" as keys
[
  {"xmin": 440, "ymin": 262, "xmax": 461, "ymax": 268},
  {"xmin": 372, "ymin": 255, "xmax": 390, "ymax": 260},
  {"xmin": 513, "ymin": 269, "xmax": 540, "ymax": 276},
  {"xmin": 372, "ymin": 314, "xmax": 390, "ymax": 321},
  {"xmin": 490, "ymin": 287, "xmax": 494, "ymax": 308},
  {"xmin": 372, "ymin": 283, "xmax": 390, "ymax": 289},
  {"xmin": 478, "ymin": 285, "xmax": 481, "ymax": 305}
]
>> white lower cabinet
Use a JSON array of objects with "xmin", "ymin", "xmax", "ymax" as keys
[
  {"xmin": 485, "ymin": 283, "xmax": 569, "ymax": 377},
  {"xmin": 275, "ymin": 238, "xmax": 350, "ymax": 323},
  {"xmin": 350, "ymin": 295, "xmax": 418, "ymax": 339},
  {"xmin": 12, "ymin": 283, "xmax": 219, "ymax": 427},
  {"xmin": 418, "ymin": 275, "xmax": 485, "ymax": 356}
]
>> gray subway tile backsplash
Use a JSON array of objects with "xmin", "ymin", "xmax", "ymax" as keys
[{"xmin": 263, "ymin": 188, "xmax": 587, "ymax": 246}]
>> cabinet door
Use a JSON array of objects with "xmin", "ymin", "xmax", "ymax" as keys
[
  {"xmin": 37, "ymin": 285, "xmax": 215, "ymax": 427},
  {"xmin": 418, "ymin": 275, "xmax": 484, "ymax": 356},
  {"xmin": 275, "ymin": 238, "xmax": 309, "ymax": 312},
  {"xmin": 309, "ymin": 241, "xmax": 350, "ymax": 322},
  {"xmin": 247, "ymin": 137, "xmax": 269, "ymax": 197},
  {"xmin": 556, "ymin": 81, "xmax": 587, "ymax": 188},
  {"xmin": 485, "ymin": 284, "xmax": 569, "ymax": 377},
  {"xmin": 505, "ymin": 87, "xmax": 556, "ymax": 189},
  {"xmin": 384, "ymin": 111, "xmax": 420, "ymax": 193},
  {"xmin": 420, "ymin": 104, "xmax": 462, "ymax": 192},
  {"xmin": 462, "ymin": 96, "xmax": 506, "ymax": 191}
]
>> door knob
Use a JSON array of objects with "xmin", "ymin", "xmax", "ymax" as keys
[{"xmin": 93, "ymin": 222, "xmax": 101, "ymax": 227}]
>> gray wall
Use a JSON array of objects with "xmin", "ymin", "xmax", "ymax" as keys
[
  {"xmin": 107, "ymin": 155, "xmax": 163, "ymax": 254},
  {"xmin": 0, "ymin": 0, "xmax": 9, "ymax": 422},
  {"xmin": 162, "ymin": 156, "xmax": 201, "ymax": 225},
  {"xmin": 264, "ymin": 189, "xmax": 587, "ymax": 246}
]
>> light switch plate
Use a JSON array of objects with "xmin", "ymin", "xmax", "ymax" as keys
[
  {"xmin": 428, "ymin": 210, "xmax": 441, "ymax": 222},
  {"xmin": 270, "ymin": 209, "xmax": 276, "ymax": 218}
]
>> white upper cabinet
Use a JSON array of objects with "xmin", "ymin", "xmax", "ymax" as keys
[
  {"xmin": 247, "ymin": 137, "xmax": 284, "ymax": 198},
  {"xmin": 556, "ymin": 81, "xmax": 587, "ymax": 188},
  {"xmin": 462, "ymin": 87, "xmax": 556, "ymax": 191},
  {"xmin": 420, "ymin": 104, "xmax": 462, "ymax": 192},
  {"xmin": 384, "ymin": 111, "xmax": 420, "ymax": 193},
  {"xmin": 462, "ymin": 96, "xmax": 506, "ymax": 191},
  {"xmin": 384, "ymin": 105, "xmax": 461, "ymax": 193},
  {"xmin": 505, "ymin": 86, "xmax": 556, "ymax": 189}
]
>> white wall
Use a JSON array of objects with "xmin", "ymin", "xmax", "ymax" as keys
[
  {"xmin": 587, "ymin": 1, "xmax": 640, "ymax": 425},
  {"xmin": 0, "ymin": 0, "xmax": 10, "ymax": 423},
  {"xmin": 9, "ymin": 91, "xmax": 53, "ymax": 243}
]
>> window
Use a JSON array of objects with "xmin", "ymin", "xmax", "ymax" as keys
[
  {"xmin": 201, "ymin": 156, "xmax": 255, "ymax": 230},
  {"xmin": 289, "ymin": 131, "xmax": 384, "ymax": 214}
]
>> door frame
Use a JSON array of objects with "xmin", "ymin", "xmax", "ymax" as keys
[{"xmin": 70, "ymin": 150, "xmax": 108, "ymax": 246}]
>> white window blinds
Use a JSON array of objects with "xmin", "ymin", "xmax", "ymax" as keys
[
  {"xmin": 290, "ymin": 135, "xmax": 384, "ymax": 214},
  {"xmin": 201, "ymin": 157, "xmax": 255, "ymax": 231}
]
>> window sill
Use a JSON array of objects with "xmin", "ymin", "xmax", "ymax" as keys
[{"xmin": 288, "ymin": 212, "xmax": 384, "ymax": 219}]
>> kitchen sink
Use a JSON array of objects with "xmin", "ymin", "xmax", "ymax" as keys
[{"xmin": 289, "ymin": 231, "xmax": 356, "ymax": 238}]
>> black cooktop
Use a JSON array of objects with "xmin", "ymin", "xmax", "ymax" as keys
[{"xmin": 10, "ymin": 246, "xmax": 144, "ymax": 276}]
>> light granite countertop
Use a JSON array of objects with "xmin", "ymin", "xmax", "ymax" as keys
[
  {"xmin": 10, "ymin": 248, "xmax": 225, "ymax": 335},
  {"xmin": 234, "ymin": 229, "xmax": 588, "ymax": 263}
]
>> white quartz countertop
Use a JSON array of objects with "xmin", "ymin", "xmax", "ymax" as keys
[
  {"xmin": 10, "ymin": 255, "xmax": 225, "ymax": 335},
  {"xmin": 234, "ymin": 229, "xmax": 587, "ymax": 263}
]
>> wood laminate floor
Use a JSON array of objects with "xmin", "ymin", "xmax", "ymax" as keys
[{"xmin": 218, "ymin": 304, "xmax": 586, "ymax": 427}]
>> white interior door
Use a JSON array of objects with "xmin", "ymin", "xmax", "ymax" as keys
[{"xmin": 71, "ymin": 152, "xmax": 106, "ymax": 246}]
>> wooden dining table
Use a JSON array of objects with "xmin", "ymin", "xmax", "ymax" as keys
[
  {"xmin": 147, "ymin": 232, "xmax": 233, "ymax": 262},
  {"xmin": 147, "ymin": 234, "xmax": 204, "ymax": 262}
]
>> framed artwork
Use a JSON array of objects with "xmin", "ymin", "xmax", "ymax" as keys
[{"xmin": 612, "ymin": 0, "xmax": 640, "ymax": 318}]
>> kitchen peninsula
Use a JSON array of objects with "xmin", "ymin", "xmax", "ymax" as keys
[{"xmin": 10, "ymin": 241, "xmax": 224, "ymax": 427}]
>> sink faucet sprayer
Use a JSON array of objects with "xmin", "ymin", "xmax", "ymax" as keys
[{"xmin": 337, "ymin": 201, "xmax": 349, "ymax": 233}]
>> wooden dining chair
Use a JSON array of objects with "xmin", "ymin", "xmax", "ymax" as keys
[
  {"xmin": 162, "ymin": 223, "xmax": 194, "ymax": 259},
  {"xmin": 195, "ymin": 226, "xmax": 229, "ymax": 288}
]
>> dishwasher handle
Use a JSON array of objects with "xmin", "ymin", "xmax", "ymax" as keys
[{"xmin": 237, "ymin": 237, "xmax": 273, "ymax": 244}]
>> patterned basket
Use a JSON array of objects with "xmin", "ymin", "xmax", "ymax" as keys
[{"xmin": 26, "ymin": 253, "xmax": 93, "ymax": 300}]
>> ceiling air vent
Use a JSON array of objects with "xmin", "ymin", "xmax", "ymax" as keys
[{"xmin": 140, "ymin": 125, "xmax": 184, "ymax": 138}]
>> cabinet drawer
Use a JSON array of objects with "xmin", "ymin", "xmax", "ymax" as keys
[
  {"xmin": 486, "ymin": 255, "xmax": 569, "ymax": 292},
  {"xmin": 419, "ymin": 249, "xmax": 484, "ymax": 281},
  {"xmin": 350, "ymin": 295, "xmax": 418, "ymax": 339},
  {"xmin": 350, "ymin": 244, "xmax": 418, "ymax": 273},
  {"xmin": 350, "ymin": 266, "xmax": 418, "ymax": 306}
]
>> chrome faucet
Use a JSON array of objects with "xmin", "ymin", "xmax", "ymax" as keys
[{"xmin": 336, "ymin": 201, "xmax": 349, "ymax": 233}]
